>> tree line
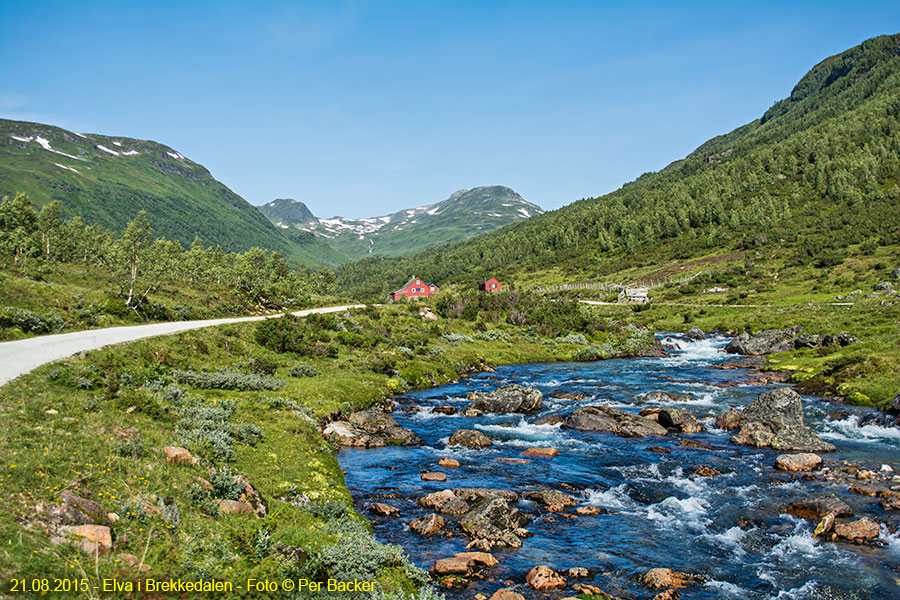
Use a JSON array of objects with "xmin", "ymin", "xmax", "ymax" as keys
[{"xmin": 0, "ymin": 192, "xmax": 337, "ymax": 312}]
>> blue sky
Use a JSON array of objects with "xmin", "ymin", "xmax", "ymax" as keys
[{"xmin": 1, "ymin": 1, "xmax": 897, "ymax": 217}]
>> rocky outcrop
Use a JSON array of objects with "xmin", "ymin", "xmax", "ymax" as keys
[
  {"xmin": 449, "ymin": 429, "xmax": 493, "ymax": 448},
  {"xmin": 324, "ymin": 410, "xmax": 420, "ymax": 447},
  {"xmin": 419, "ymin": 488, "xmax": 527, "ymax": 549},
  {"xmin": 526, "ymin": 565, "xmax": 566, "ymax": 590},
  {"xmin": 730, "ymin": 389, "xmax": 836, "ymax": 452},
  {"xmin": 785, "ymin": 495, "xmax": 852, "ymax": 519},
  {"xmin": 467, "ymin": 385, "xmax": 543, "ymax": 414},
  {"xmin": 775, "ymin": 453, "xmax": 822, "ymax": 472},
  {"xmin": 564, "ymin": 405, "xmax": 668, "ymax": 437},
  {"xmin": 658, "ymin": 408, "xmax": 703, "ymax": 433},
  {"xmin": 725, "ymin": 327, "xmax": 801, "ymax": 355}
]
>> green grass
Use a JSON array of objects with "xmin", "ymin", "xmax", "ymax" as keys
[{"xmin": 0, "ymin": 302, "xmax": 641, "ymax": 598}]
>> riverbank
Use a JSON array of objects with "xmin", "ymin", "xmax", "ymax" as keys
[{"xmin": 0, "ymin": 300, "xmax": 656, "ymax": 598}]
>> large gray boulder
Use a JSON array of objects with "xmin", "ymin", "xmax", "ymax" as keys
[
  {"xmin": 564, "ymin": 405, "xmax": 668, "ymax": 437},
  {"xmin": 324, "ymin": 410, "xmax": 420, "ymax": 447},
  {"xmin": 730, "ymin": 389, "xmax": 835, "ymax": 452},
  {"xmin": 658, "ymin": 408, "xmax": 703, "ymax": 433},
  {"xmin": 725, "ymin": 326, "xmax": 802, "ymax": 355},
  {"xmin": 468, "ymin": 385, "xmax": 543, "ymax": 414},
  {"xmin": 685, "ymin": 326, "xmax": 705, "ymax": 340}
]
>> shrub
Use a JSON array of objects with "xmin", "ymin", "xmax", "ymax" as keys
[
  {"xmin": 114, "ymin": 438, "xmax": 145, "ymax": 458},
  {"xmin": 172, "ymin": 369, "xmax": 286, "ymax": 391},
  {"xmin": 317, "ymin": 518, "xmax": 426, "ymax": 585},
  {"xmin": 209, "ymin": 466, "xmax": 246, "ymax": 500},
  {"xmin": 472, "ymin": 330, "xmax": 512, "ymax": 342},
  {"xmin": 0, "ymin": 308, "xmax": 66, "ymax": 334},
  {"xmin": 240, "ymin": 356, "xmax": 279, "ymax": 376},
  {"xmin": 439, "ymin": 333, "xmax": 474, "ymax": 346},
  {"xmin": 573, "ymin": 347, "xmax": 602, "ymax": 361},
  {"xmin": 289, "ymin": 365, "xmax": 320, "ymax": 378},
  {"xmin": 555, "ymin": 333, "xmax": 589, "ymax": 345}
]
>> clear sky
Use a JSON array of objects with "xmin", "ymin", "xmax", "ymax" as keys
[{"xmin": 1, "ymin": 1, "xmax": 897, "ymax": 217}]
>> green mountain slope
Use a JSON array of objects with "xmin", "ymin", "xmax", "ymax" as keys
[
  {"xmin": 0, "ymin": 119, "xmax": 340, "ymax": 266},
  {"xmin": 336, "ymin": 33, "xmax": 900, "ymax": 297},
  {"xmin": 258, "ymin": 186, "xmax": 543, "ymax": 263}
]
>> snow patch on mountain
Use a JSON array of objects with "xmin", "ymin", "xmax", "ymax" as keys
[{"xmin": 96, "ymin": 144, "xmax": 120, "ymax": 156}]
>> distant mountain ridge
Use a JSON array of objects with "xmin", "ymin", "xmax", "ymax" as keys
[
  {"xmin": 258, "ymin": 186, "xmax": 543, "ymax": 262},
  {"xmin": 0, "ymin": 119, "xmax": 340, "ymax": 266}
]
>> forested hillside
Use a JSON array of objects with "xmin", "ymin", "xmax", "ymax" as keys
[
  {"xmin": 0, "ymin": 120, "xmax": 340, "ymax": 267},
  {"xmin": 336, "ymin": 34, "xmax": 900, "ymax": 297}
]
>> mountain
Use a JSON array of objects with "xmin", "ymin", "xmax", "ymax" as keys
[
  {"xmin": 0, "ymin": 119, "xmax": 341, "ymax": 266},
  {"xmin": 258, "ymin": 198, "xmax": 317, "ymax": 226},
  {"xmin": 258, "ymin": 186, "xmax": 543, "ymax": 262},
  {"xmin": 335, "ymin": 33, "xmax": 900, "ymax": 297}
]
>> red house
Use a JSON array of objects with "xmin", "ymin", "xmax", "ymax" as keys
[
  {"xmin": 479, "ymin": 277, "xmax": 502, "ymax": 292},
  {"xmin": 390, "ymin": 276, "xmax": 435, "ymax": 301}
]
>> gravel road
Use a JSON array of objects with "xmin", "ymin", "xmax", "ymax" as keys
[{"xmin": 0, "ymin": 304, "xmax": 365, "ymax": 387}]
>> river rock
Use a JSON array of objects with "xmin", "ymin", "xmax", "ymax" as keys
[
  {"xmin": 715, "ymin": 408, "xmax": 742, "ymax": 430},
  {"xmin": 439, "ymin": 457, "xmax": 461, "ymax": 468},
  {"xmin": 460, "ymin": 407, "xmax": 483, "ymax": 417},
  {"xmin": 775, "ymin": 453, "xmax": 822, "ymax": 472},
  {"xmin": 410, "ymin": 513, "xmax": 445, "ymax": 535},
  {"xmin": 489, "ymin": 590, "xmax": 524, "ymax": 600},
  {"xmin": 325, "ymin": 410, "xmax": 420, "ymax": 448},
  {"xmin": 432, "ymin": 552, "xmax": 498, "ymax": 576},
  {"xmin": 880, "ymin": 497, "xmax": 900, "ymax": 511},
  {"xmin": 370, "ymin": 502, "xmax": 399, "ymax": 516},
  {"xmin": 641, "ymin": 568, "xmax": 705, "ymax": 590},
  {"xmin": 785, "ymin": 495, "xmax": 853, "ymax": 519},
  {"xmin": 658, "ymin": 408, "xmax": 703, "ymax": 433},
  {"xmin": 468, "ymin": 385, "xmax": 543, "ymax": 414},
  {"xmin": 449, "ymin": 429, "xmax": 493, "ymax": 448},
  {"xmin": 685, "ymin": 326, "xmax": 705, "ymax": 340},
  {"xmin": 526, "ymin": 565, "xmax": 566, "ymax": 590},
  {"xmin": 575, "ymin": 505, "xmax": 608, "ymax": 516},
  {"xmin": 420, "ymin": 489, "xmax": 458, "ymax": 510},
  {"xmin": 422, "ymin": 471, "xmax": 447, "ymax": 482},
  {"xmin": 725, "ymin": 326, "xmax": 802, "ymax": 355},
  {"xmin": 523, "ymin": 488, "xmax": 578, "ymax": 512},
  {"xmin": 834, "ymin": 517, "xmax": 880, "ymax": 543},
  {"xmin": 564, "ymin": 405, "xmax": 668, "ymax": 437},
  {"xmin": 534, "ymin": 415, "xmax": 565, "ymax": 425},
  {"xmin": 433, "ymin": 405, "xmax": 458, "ymax": 415},
  {"xmin": 730, "ymin": 389, "xmax": 836, "ymax": 452},
  {"xmin": 567, "ymin": 567, "xmax": 590, "ymax": 578},
  {"xmin": 520, "ymin": 447, "xmax": 559, "ymax": 457},
  {"xmin": 635, "ymin": 391, "xmax": 692, "ymax": 404}
]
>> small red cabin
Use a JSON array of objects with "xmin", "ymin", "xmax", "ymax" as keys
[
  {"xmin": 390, "ymin": 276, "xmax": 435, "ymax": 301},
  {"xmin": 427, "ymin": 282, "xmax": 439, "ymax": 294},
  {"xmin": 479, "ymin": 277, "xmax": 502, "ymax": 292}
]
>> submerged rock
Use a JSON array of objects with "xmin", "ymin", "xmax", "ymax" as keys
[
  {"xmin": 730, "ymin": 389, "xmax": 836, "ymax": 453},
  {"xmin": 468, "ymin": 385, "xmax": 543, "ymax": 414},
  {"xmin": 564, "ymin": 405, "xmax": 668, "ymax": 437}
]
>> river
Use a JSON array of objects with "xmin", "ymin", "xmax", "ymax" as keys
[{"xmin": 337, "ymin": 335, "xmax": 900, "ymax": 599}]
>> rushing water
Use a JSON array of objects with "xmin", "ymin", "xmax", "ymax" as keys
[{"xmin": 338, "ymin": 335, "xmax": 900, "ymax": 599}]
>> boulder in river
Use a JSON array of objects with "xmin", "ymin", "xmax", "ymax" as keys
[
  {"xmin": 325, "ymin": 410, "xmax": 421, "ymax": 447},
  {"xmin": 467, "ymin": 385, "xmax": 543, "ymax": 414},
  {"xmin": 431, "ymin": 551, "xmax": 498, "ymax": 576},
  {"xmin": 438, "ymin": 457, "xmax": 461, "ymax": 468},
  {"xmin": 785, "ymin": 494, "xmax": 852, "ymax": 519},
  {"xmin": 449, "ymin": 429, "xmax": 493, "ymax": 449},
  {"xmin": 520, "ymin": 447, "xmax": 560, "ymax": 458},
  {"xmin": 725, "ymin": 326, "xmax": 802, "ymax": 355},
  {"xmin": 640, "ymin": 568, "xmax": 706, "ymax": 590},
  {"xmin": 564, "ymin": 405, "xmax": 668, "ymax": 437},
  {"xmin": 658, "ymin": 408, "xmax": 704, "ymax": 433},
  {"xmin": 488, "ymin": 590, "xmax": 524, "ymax": 600},
  {"xmin": 635, "ymin": 391, "xmax": 693, "ymax": 404},
  {"xmin": 685, "ymin": 326, "xmax": 705, "ymax": 340},
  {"xmin": 834, "ymin": 517, "xmax": 881, "ymax": 543},
  {"xmin": 421, "ymin": 471, "xmax": 446, "ymax": 482},
  {"xmin": 775, "ymin": 453, "xmax": 822, "ymax": 472},
  {"xmin": 370, "ymin": 502, "xmax": 399, "ymax": 516},
  {"xmin": 730, "ymin": 389, "xmax": 836, "ymax": 453},
  {"xmin": 433, "ymin": 405, "xmax": 458, "ymax": 415},
  {"xmin": 410, "ymin": 513, "xmax": 445, "ymax": 535},
  {"xmin": 526, "ymin": 565, "xmax": 566, "ymax": 590},
  {"xmin": 715, "ymin": 408, "xmax": 742, "ymax": 430},
  {"xmin": 890, "ymin": 394, "xmax": 900, "ymax": 414},
  {"xmin": 523, "ymin": 488, "xmax": 578, "ymax": 512}
]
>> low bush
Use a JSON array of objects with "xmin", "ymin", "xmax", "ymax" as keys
[
  {"xmin": 172, "ymin": 368, "xmax": 286, "ymax": 391},
  {"xmin": 289, "ymin": 365, "xmax": 320, "ymax": 378},
  {"xmin": 0, "ymin": 308, "xmax": 66, "ymax": 334}
]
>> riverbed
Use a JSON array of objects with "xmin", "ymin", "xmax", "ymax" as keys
[{"xmin": 338, "ymin": 335, "xmax": 900, "ymax": 599}]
